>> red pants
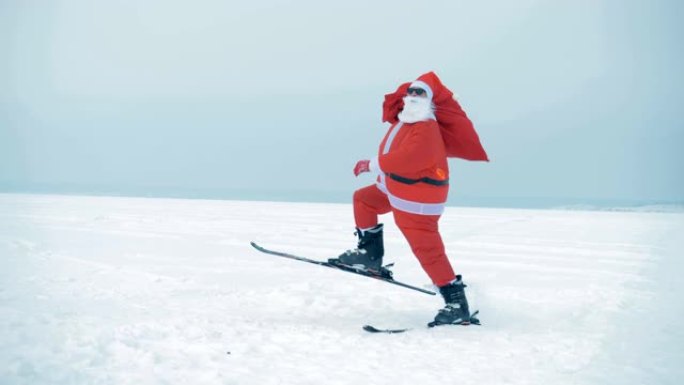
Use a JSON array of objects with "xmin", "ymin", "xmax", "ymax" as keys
[{"xmin": 353, "ymin": 185, "xmax": 456, "ymax": 287}]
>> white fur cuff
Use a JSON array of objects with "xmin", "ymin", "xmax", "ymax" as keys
[{"xmin": 369, "ymin": 156, "xmax": 381, "ymax": 175}]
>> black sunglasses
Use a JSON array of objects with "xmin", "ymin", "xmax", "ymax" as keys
[{"xmin": 406, "ymin": 87, "xmax": 426, "ymax": 96}]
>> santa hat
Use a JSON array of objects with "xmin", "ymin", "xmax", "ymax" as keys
[{"xmin": 382, "ymin": 71, "xmax": 489, "ymax": 162}]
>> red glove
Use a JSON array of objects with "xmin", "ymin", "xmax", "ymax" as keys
[{"xmin": 353, "ymin": 159, "xmax": 370, "ymax": 177}]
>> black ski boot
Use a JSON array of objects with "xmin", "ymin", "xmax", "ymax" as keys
[
  {"xmin": 329, "ymin": 224, "xmax": 384, "ymax": 271},
  {"xmin": 428, "ymin": 275, "xmax": 479, "ymax": 327}
]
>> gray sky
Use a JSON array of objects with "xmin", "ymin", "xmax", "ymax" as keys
[{"xmin": 1, "ymin": 0, "xmax": 682, "ymax": 207}]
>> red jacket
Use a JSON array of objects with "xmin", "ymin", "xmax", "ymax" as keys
[{"xmin": 377, "ymin": 119, "xmax": 449, "ymax": 205}]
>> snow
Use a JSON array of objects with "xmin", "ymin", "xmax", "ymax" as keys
[{"xmin": 1, "ymin": 193, "xmax": 682, "ymax": 385}]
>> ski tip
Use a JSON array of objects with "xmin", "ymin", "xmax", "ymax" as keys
[{"xmin": 362, "ymin": 325, "xmax": 380, "ymax": 333}]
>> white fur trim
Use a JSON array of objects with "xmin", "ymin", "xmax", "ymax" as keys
[
  {"xmin": 368, "ymin": 156, "xmax": 381, "ymax": 175},
  {"xmin": 409, "ymin": 80, "xmax": 433, "ymax": 100},
  {"xmin": 376, "ymin": 182, "xmax": 446, "ymax": 215}
]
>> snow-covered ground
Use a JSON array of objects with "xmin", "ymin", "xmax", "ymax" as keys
[{"xmin": 1, "ymin": 193, "xmax": 682, "ymax": 385}]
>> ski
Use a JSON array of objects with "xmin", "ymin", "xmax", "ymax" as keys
[
  {"xmin": 250, "ymin": 242, "xmax": 436, "ymax": 296},
  {"xmin": 363, "ymin": 311, "xmax": 481, "ymax": 334},
  {"xmin": 363, "ymin": 325, "xmax": 410, "ymax": 334}
]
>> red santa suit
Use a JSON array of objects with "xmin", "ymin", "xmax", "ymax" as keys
[{"xmin": 353, "ymin": 72, "xmax": 488, "ymax": 287}]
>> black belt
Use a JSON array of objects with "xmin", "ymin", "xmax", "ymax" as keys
[{"xmin": 387, "ymin": 173, "xmax": 449, "ymax": 186}]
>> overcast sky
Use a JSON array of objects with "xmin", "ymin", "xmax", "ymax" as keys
[{"xmin": 1, "ymin": 0, "xmax": 682, "ymax": 207}]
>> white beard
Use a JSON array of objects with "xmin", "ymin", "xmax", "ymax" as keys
[{"xmin": 398, "ymin": 96, "xmax": 435, "ymax": 123}]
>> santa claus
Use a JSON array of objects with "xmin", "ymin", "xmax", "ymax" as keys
[{"xmin": 329, "ymin": 71, "xmax": 488, "ymax": 326}]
